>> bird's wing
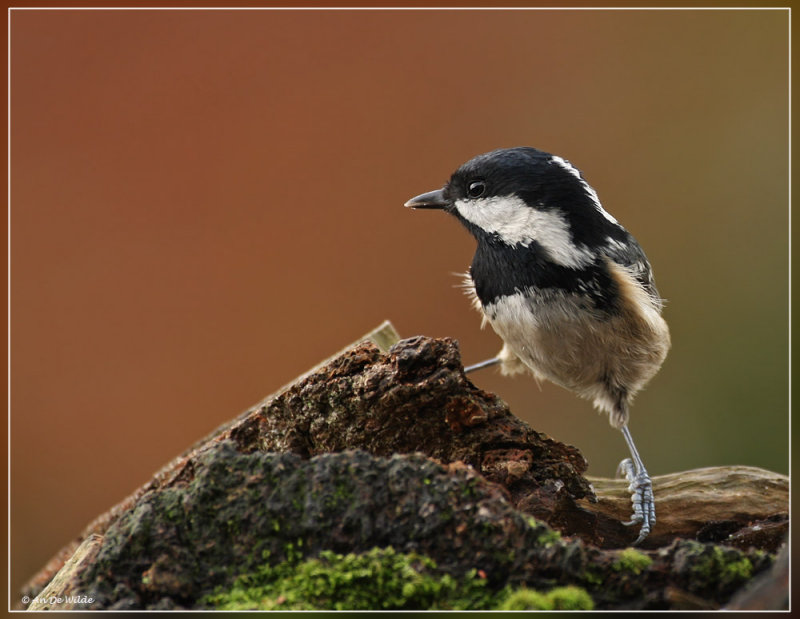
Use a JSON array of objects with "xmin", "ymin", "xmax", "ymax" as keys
[{"xmin": 603, "ymin": 237, "xmax": 664, "ymax": 310}]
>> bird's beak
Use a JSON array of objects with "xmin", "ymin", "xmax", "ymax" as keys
[{"xmin": 404, "ymin": 188, "xmax": 448, "ymax": 210}]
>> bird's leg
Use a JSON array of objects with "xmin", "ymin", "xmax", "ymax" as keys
[
  {"xmin": 463, "ymin": 357, "xmax": 501, "ymax": 374},
  {"xmin": 616, "ymin": 424, "xmax": 656, "ymax": 545}
]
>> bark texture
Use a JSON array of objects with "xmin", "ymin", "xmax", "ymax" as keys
[{"xmin": 21, "ymin": 322, "xmax": 788, "ymax": 610}]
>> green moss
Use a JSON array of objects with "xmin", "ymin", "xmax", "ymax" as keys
[
  {"xmin": 704, "ymin": 548, "xmax": 753, "ymax": 585},
  {"xmin": 499, "ymin": 586, "xmax": 594, "ymax": 610},
  {"xmin": 582, "ymin": 565, "xmax": 604, "ymax": 587},
  {"xmin": 322, "ymin": 480, "xmax": 353, "ymax": 510},
  {"xmin": 536, "ymin": 527, "xmax": 562, "ymax": 547},
  {"xmin": 612, "ymin": 547, "xmax": 653, "ymax": 575},
  {"xmin": 203, "ymin": 546, "xmax": 501, "ymax": 610},
  {"xmin": 159, "ymin": 490, "xmax": 185, "ymax": 524},
  {"xmin": 523, "ymin": 514, "xmax": 561, "ymax": 547},
  {"xmin": 681, "ymin": 541, "xmax": 754, "ymax": 593},
  {"xmin": 723, "ymin": 556, "xmax": 753, "ymax": 581},
  {"xmin": 203, "ymin": 545, "xmax": 597, "ymax": 611}
]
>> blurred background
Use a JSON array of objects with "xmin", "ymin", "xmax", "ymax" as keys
[{"xmin": 10, "ymin": 8, "xmax": 788, "ymax": 596}]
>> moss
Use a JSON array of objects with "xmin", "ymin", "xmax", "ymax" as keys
[
  {"xmin": 159, "ymin": 490, "xmax": 185, "ymax": 524},
  {"xmin": 679, "ymin": 540, "xmax": 754, "ymax": 595},
  {"xmin": 203, "ymin": 545, "xmax": 597, "ymax": 611},
  {"xmin": 536, "ymin": 527, "xmax": 562, "ymax": 547},
  {"xmin": 722, "ymin": 556, "xmax": 753, "ymax": 581},
  {"xmin": 701, "ymin": 548, "xmax": 753, "ymax": 586},
  {"xmin": 582, "ymin": 565, "xmax": 604, "ymax": 587},
  {"xmin": 523, "ymin": 514, "xmax": 561, "ymax": 547},
  {"xmin": 691, "ymin": 543, "xmax": 752, "ymax": 580},
  {"xmin": 203, "ymin": 546, "xmax": 501, "ymax": 610},
  {"xmin": 460, "ymin": 478, "xmax": 484, "ymax": 499},
  {"xmin": 322, "ymin": 480, "xmax": 353, "ymax": 510},
  {"xmin": 499, "ymin": 586, "xmax": 595, "ymax": 610},
  {"xmin": 612, "ymin": 547, "xmax": 653, "ymax": 575}
]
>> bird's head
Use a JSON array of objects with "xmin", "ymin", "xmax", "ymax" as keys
[{"xmin": 405, "ymin": 147, "xmax": 624, "ymax": 268}]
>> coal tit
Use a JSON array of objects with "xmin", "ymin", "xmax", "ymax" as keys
[{"xmin": 405, "ymin": 146, "xmax": 670, "ymax": 544}]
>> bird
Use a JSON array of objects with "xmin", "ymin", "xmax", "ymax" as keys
[{"xmin": 404, "ymin": 146, "xmax": 670, "ymax": 544}]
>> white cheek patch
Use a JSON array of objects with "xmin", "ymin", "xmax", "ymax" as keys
[
  {"xmin": 454, "ymin": 195, "xmax": 595, "ymax": 268},
  {"xmin": 550, "ymin": 156, "xmax": 619, "ymax": 226}
]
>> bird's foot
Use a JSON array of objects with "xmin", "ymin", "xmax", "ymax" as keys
[{"xmin": 616, "ymin": 458, "xmax": 656, "ymax": 545}]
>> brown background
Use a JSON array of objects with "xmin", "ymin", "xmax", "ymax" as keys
[{"xmin": 10, "ymin": 8, "xmax": 788, "ymax": 598}]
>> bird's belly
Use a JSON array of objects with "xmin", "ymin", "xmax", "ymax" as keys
[
  {"xmin": 483, "ymin": 289, "xmax": 669, "ymax": 402},
  {"xmin": 486, "ymin": 292, "xmax": 603, "ymax": 391}
]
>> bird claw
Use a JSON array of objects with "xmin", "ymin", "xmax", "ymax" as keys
[{"xmin": 616, "ymin": 458, "xmax": 656, "ymax": 545}]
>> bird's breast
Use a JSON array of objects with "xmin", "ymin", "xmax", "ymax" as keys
[{"xmin": 481, "ymin": 281, "xmax": 669, "ymax": 412}]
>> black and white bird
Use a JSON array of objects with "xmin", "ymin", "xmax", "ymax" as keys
[{"xmin": 405, "ymin": 146, "xmax": 670, "ymax": 544}]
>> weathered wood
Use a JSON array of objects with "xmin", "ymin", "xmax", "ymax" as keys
[
  {"xmin": 570, "ymin": 467, "xmax": 788, "ymax": 551},
  {"xmin": 19, "ymin": 322, "xmax": 788, "ymax": 610},
  {"xmin": 27, "ymin": 535, "xmax": 103, "ymax": 610}
]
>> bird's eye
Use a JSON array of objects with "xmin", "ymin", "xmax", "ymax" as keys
[{"xmin": 467, "ymin": 180, "xmax": 486, "ymax": 198}]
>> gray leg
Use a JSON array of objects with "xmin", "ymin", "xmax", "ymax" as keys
[
  {"xmin": 463, "ymin": 357, "xmax": 501, "ymax": 374},
  {"xmin": 616, "ymin": 425, "xmax": 656, "ymax": 545}
]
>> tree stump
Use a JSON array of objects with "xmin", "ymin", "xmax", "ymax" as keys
[{"xmin": 20, "ymin": 322, "xmax": 788, "ymax": 611}]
